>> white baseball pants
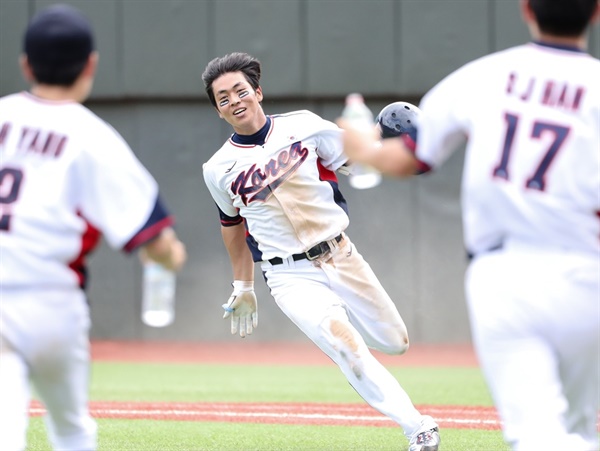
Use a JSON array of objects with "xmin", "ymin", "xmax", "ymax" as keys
[
  {"xmin": 0, "ymin": 288, "xmax": 97, "ymax": 451},
  {"xmin": 466, "ymin": 242, "xmax": 599, "ymax": 451},
  {"xmin": 262, "ymin": 234, "xmax": 433, "ymax": 440}
]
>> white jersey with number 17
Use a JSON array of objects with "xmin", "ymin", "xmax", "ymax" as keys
[{"xmin": 415, "ymin": 42, "xmax": 600, "ymax": 256}]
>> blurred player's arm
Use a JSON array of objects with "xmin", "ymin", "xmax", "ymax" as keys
[
  {"xmin": 337, "ymin": 118, "xmax": 420, "ymax": 177},
  {"xmin": 124, "ymin": 198, "xmax": 186, "ymax": 272},
  {"xmin": 77, "ymin": 125, "xmax": 187, "ymax": 273},
  {"xmin": 141, "ymin": 227, "xmax": 186, "ymax": 272}
]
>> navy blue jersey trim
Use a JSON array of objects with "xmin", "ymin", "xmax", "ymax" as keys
[
  {"xmin": 217, "ymin": 203, "xmax": 243, "ymax": 227},
  {"xmin": 328, "ymin": 180, "xmax": 348, "ymax": 216},
  {"xmin": 123, "ymin": 196, "xmax": 174, "ymax": 253},
  {"xmin": 231, "ymin": 117, "xmax": 272, "ymax": 146},
  {"xmin": 246, "ymin": 233, "xmax": 263, "ymax": 262},
  {"xmin": 532, "ymin": 40, "xmax": 586, "ymax": 54}
]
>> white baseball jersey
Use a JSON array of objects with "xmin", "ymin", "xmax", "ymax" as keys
[
  {"xmin": 0, "ymin": 92, "xmax": 173, "ymax": 289},
  {"xmin": 203, "ymin": 110, "xmax": 349, "ymax": 261},
  {"xmin": 411, "ymin": 40, "xmax": 599, "ymax": 451},
  {"xmin": 413, "ymin": 42, "xmax": 600, "ymax": 257},
  {"xmin": 204, "ymin": 110, "xmax": 438, "ymax": 442}
]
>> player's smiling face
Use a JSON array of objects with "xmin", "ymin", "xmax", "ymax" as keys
[{"xmin": 213, "ymin": 71, "xmax": 266, "ymax": 135}]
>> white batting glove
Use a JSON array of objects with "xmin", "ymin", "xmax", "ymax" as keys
[{"xmin": 222, "ymin": 281, "xmax": 258, "ymax": 338}]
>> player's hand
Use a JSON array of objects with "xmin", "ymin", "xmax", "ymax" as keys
[
  {"xmin": 222, "ymin": 281, "xmax": 258, "ymax": 338},
  {"xmin": 336, "ymin": 118, "xmax": 381, "ymax": 166},
  {"xmin": 140, "ymin": 227, "xmax": 187, "ymax": 272},
  {"xmin": 166, "ymin": 239, "xmax": 187, "ymax": 272}
]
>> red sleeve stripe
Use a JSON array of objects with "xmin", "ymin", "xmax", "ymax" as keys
[
  {"xmin": 401, "ymin": 134, "xmax": 417, "ymax": 153},
  {"xmin": 220, "ymin": 217, "xmax": 244, "ymax": 227},
  {"xmin": 401, "ymin": 134, "xmax": 431, "ymax": 174},
  {"xmin": 217, "ymin": 204, "xmax": 243, "ymax": 227},
  {"xmin": 123, "ymin": 216, "xmax": 174, "ymax": 253}
]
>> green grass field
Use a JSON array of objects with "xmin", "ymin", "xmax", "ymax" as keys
[
  {"xmin": 25, "ymin": 361, "xmax": 510, "ymax": 451},
  {"xmin": 27, "ymin": 419, "xmax": 508, "ymax": 451},
  {"xmin": 90, "ymin": 363, "xmax": 494, "ymax": 404}
]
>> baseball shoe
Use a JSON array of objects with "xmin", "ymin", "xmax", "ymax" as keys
[{"xmin": 408, "ymin": 416, "xmax": 440, "ymax": 451}]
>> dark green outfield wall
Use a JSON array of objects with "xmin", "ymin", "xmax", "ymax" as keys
[{"xmin": 2, "ymin": 1, "xmax": 598, "ymax": 342}]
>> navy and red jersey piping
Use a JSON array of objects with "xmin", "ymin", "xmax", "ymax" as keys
[
  {"xmin": 401, "ymin": 134, "xmax": 431, "ymax": 174},
  {"xmin": 123, "ymin": 196, "xmax": 174, "ymax": 253}
]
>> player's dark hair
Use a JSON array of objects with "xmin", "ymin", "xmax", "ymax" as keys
[
  {"xmin": 23, "ymin": 4, "xmax": 94, "ymax": 86},
  {"xmin": 202, "ymin": 52, "xmax": 262, "ymax": 108},
  {"xmin": 529, "ymin": 0, "xmax": 598, "ymax": 36},
  {"xmin": 27, "ymin": 60, "xmax": 89, "ymax": 87}
]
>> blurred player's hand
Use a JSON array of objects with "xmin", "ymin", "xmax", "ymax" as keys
[
  {"xmin": 222, "ymin": 281, "xmax": 258, "ymax": 338},
  {"xmin": 139, "ymin": 227, "xmax": 187, "ymax": 272},
  {"xmin": 336, "ymin": 118, "xmax": 381, "ymax": 167}
]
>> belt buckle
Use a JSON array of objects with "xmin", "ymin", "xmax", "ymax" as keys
[
  {"xmin": 305, "ymin": 249, "xmax": 321, "ymax": 261},
  {"xmin": 306, "ymin": 242, "xmax": 328, "ymax": 261}
]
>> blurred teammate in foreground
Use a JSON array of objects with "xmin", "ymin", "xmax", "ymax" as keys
[
  {"xmin": 338, "ymin": 1, "xmax": 599, "ymax": 450},
  {"xmin": 0, "ymin": 5, "xmax": 186, "ymax": 450}
]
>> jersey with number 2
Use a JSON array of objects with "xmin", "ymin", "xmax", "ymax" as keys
[{"xmin": 0, "ymin": 92, "xmax": 168, "ymax": 289}]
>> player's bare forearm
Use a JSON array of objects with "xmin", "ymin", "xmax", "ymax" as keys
[
  {"xmin": 337, "ymin": 118, "xmax": 418, "ymax": 178},
  {"xmin": 141, "ymin": 227, "xmax": 187, "ymax": 272},
  {"xmin": 373, "ymin": 138, "xmax": 419, "ymax": 177},
  {"xmin": 221, "ymin": 223, "xmax": 254, "ymax": 281}
]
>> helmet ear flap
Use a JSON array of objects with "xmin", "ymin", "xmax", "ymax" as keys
[{"xmin": 376, "ymin": 101, "xmax": 421, "ymax": 140}]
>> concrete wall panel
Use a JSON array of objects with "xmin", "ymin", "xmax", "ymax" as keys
[
  {"xmin": 84, "ymin": 99, "xmax": 469, "ymax": 343},
  {"xmin": 212, "ymin": 0, "xmax": 304, "ymax": 96},
  {"xmin": 3, "ymin": 1, "xmax": 597, "ymax": 343},
  {"xmin": 0, "ymin": 1, "xmax": 29, "ymax": 96},
  {"xmin": 400, "ymin": 0, "xmax": 490, "ymax": 93},
  {"xmin": 306, "ymin": 0, "xmax": 396, "ymax": 96},
  {"xmin": 122, "ymin": 1, "xmax": 210, "ymax": 96}
]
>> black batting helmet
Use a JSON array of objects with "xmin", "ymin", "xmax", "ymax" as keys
[{"xmin": 376, "ymin": 101, "xmax": 421, "ymax": 141}]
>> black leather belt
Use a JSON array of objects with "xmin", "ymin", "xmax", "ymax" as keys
[{"xmin": 268, "ymin": 234, "xmax": 343, "ymax": 265}]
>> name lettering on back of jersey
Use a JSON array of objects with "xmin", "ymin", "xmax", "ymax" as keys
[
  {"xmin": 505, "ymin": 72, "xmax": 585, "ymax": 112},
  {"xmin": 0, "ymin": 124, "xmax": 68, "ymax": 158},
  {"xmin": 0, "ymin": 123, "xmax": 10, "ymax": 149},
  {"xmin": 231, "ymin": 141, "xmax": 309, "ymax": 205}
]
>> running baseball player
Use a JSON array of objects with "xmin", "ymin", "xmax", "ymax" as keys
[
  {"xmin": 201, "ymin": 52, "xmax": 440, "ymax": 451},
  {"xmin": 0, "ymin": 5, "xmax": 186, "ymax": 451},
  {"xmin": 338, "ymin": 1, "xmax": 600, "ymax": 450}
]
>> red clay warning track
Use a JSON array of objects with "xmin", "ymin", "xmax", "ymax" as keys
[{"xmin": 91, "ymin": 340, "xmax": 480, "ymax": 367}]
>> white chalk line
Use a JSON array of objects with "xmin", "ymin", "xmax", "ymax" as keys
[{"xmin": 29, "ymin": 406, "xmax": 501, "ymax": 427}]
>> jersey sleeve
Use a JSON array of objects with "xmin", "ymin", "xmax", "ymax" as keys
[
  {"xmin": 416, "ymin": 65, "xmax": 471, "ymax": 169},
  {"xmin": 75, "ymin": 122, "xmax": 171, "ymax": 251},
  {"xmin": 302, "ymin": 112, "xmax": 349, "ymax": 171},
  {"xmin": 202, "ymin": 160, "xmax": 241, "ymax": 224},
  {"xmin": 122, "ymin": 196, "xmax": 174, "ymax": 252}
]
